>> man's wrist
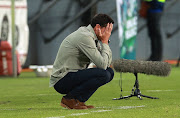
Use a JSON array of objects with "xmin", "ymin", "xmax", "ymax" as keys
[
  {"xmin": 102, "ymin": 41, "xmax": 109, "ymax": 45},
  {"xmin": 101, "ymin": 38, "xmax": 109, "ymax": 44}
]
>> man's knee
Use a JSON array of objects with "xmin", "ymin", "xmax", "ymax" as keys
[
  {"xmin": 107, "ymin": 67, "xmax": 114, "ymax": 79},
  {"xmin": 99, "ymin": 68, "xmax": 114, "ymax": 83}
]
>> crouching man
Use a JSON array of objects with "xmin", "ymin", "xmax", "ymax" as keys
[{"xmin": 50, "ymin": 14, "xmax": 114, "ymax": 109}]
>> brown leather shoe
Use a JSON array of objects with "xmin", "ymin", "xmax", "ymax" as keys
[
  {"xmin": 76, "ymin": 100, "xmax": 95, "ymax": 109},
  {"xmin": 60, "ymin": 97, "xmax": 88, "ymax": 109}
]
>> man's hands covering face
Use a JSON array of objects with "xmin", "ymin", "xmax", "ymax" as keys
[{"xmin": 97, "ymin": 23, "xmax": 113, "ymax": 44}]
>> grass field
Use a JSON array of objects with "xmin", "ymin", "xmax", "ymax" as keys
[{"xmin": 0, "ymin": 66, "xmax": 180, "ymax": 118}]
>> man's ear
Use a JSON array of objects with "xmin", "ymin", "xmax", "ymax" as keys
[
  {"xmin": 93, "ymin": 24, "xmax": 101, "ymax": 36},
  {"xmin": 94, "ymin": 24, "xmax": 100, "ymax": 30},
  {"xmin": 94, "ymin": 24, "xmax": 101, "ymax": 32}
]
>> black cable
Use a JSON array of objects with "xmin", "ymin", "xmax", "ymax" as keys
[{"xmin": 119, "ymin": 72, "xmax": 123, "ymax": 98}]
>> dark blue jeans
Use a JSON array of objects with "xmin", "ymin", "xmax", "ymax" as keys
[{"xmin": 54, "ymin": 67, "xmax": 114, "ymax": 102}]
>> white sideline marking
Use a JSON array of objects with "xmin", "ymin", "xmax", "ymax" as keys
[
  {"xmin": 57, "ymin": 110, "xmax": 112, "ymax": 117},
  {"xmin": 114, "ymin": 105, "xmax": 145, "ymax": 109},
  {"xmin": 119, "ymin": 90, "xmax": 175, "ymax": 93},
  {"xmin": 45, "ymin": 105, "xmax": 145, "ymax": 118},
  {"xmin": 69, "ymin": 113, "xmax": 89, "ymax": 116},
  {"xmin": 146, "ymin": 90, "xmax": 174, "ymax": 92},
  {"xmin": 96, "ymin": 105, "xmax": 145, "ymax": 109},
  {"xmin": 7, "ymin": 89, "xmax": 175, "ymax": 97},
  {"xmin": 91, "ymin": 110, "xmax": 112, "ymax": 112}
]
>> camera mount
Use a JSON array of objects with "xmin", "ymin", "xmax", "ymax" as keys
[{"xmin": 113, "ymin": 73, "xmax": 159, "ymax": 100}]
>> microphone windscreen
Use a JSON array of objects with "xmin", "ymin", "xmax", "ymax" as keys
[{"xmin": 112, "ymin": 59, "xmax": 171, "ymax": 76}]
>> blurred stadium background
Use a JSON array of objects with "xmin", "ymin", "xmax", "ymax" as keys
[
  {"xmin": 26, "ymin": 0, "xmax": 180, "ymax": 66},
  {"xmin": 0, "ymin": 0, "xmax": 180, "ymax": 76},
  {"xmin": 0, "ymin": 1, "xmax": 180, "ymax": 118}
]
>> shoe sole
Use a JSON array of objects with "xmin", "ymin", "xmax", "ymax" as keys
[
  {"xmin": 61, "ymin": 103, "xmax": 71, "ymax": 109},
  {"xmin": 86, "ymin": 106, "xmax": 95, "ymax": 109},
  {"xmin": 61, "ymin": 103, "xmax": 88, "ymax": 110}
]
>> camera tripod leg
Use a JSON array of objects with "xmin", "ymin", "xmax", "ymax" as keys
[
  {"xmin": 113, "ymin": 94, "xmax": 133, "ymax": 100},
  {"xmin": 140, "ymin": 94, "xmax": 159, "ymax": 99}
]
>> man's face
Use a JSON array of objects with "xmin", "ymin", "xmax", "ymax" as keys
[
  {"xmin": 99, "ymin": 26, "xmax": 106, "ymax": 34},
  {"xmin": 93, "ymin": 23, "xmax": 113, "ymax": 44},
  {"xmin": 94, "ymin": 24, "xmax": 107, "ymax": 37}
]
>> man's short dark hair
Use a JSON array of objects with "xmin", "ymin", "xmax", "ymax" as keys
[{"xmin": 91, "ymin": 14, "xmax": 114, "ymax": 28}]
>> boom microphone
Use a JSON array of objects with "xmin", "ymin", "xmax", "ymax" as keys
[{"xmin": 112, "ymin": 59, "xmax": 171, "ymax": 76}]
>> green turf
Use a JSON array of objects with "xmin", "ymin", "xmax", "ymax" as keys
[{"xmin": 0, "ymin": 66, "xmax": 180, "ymax": 118}]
